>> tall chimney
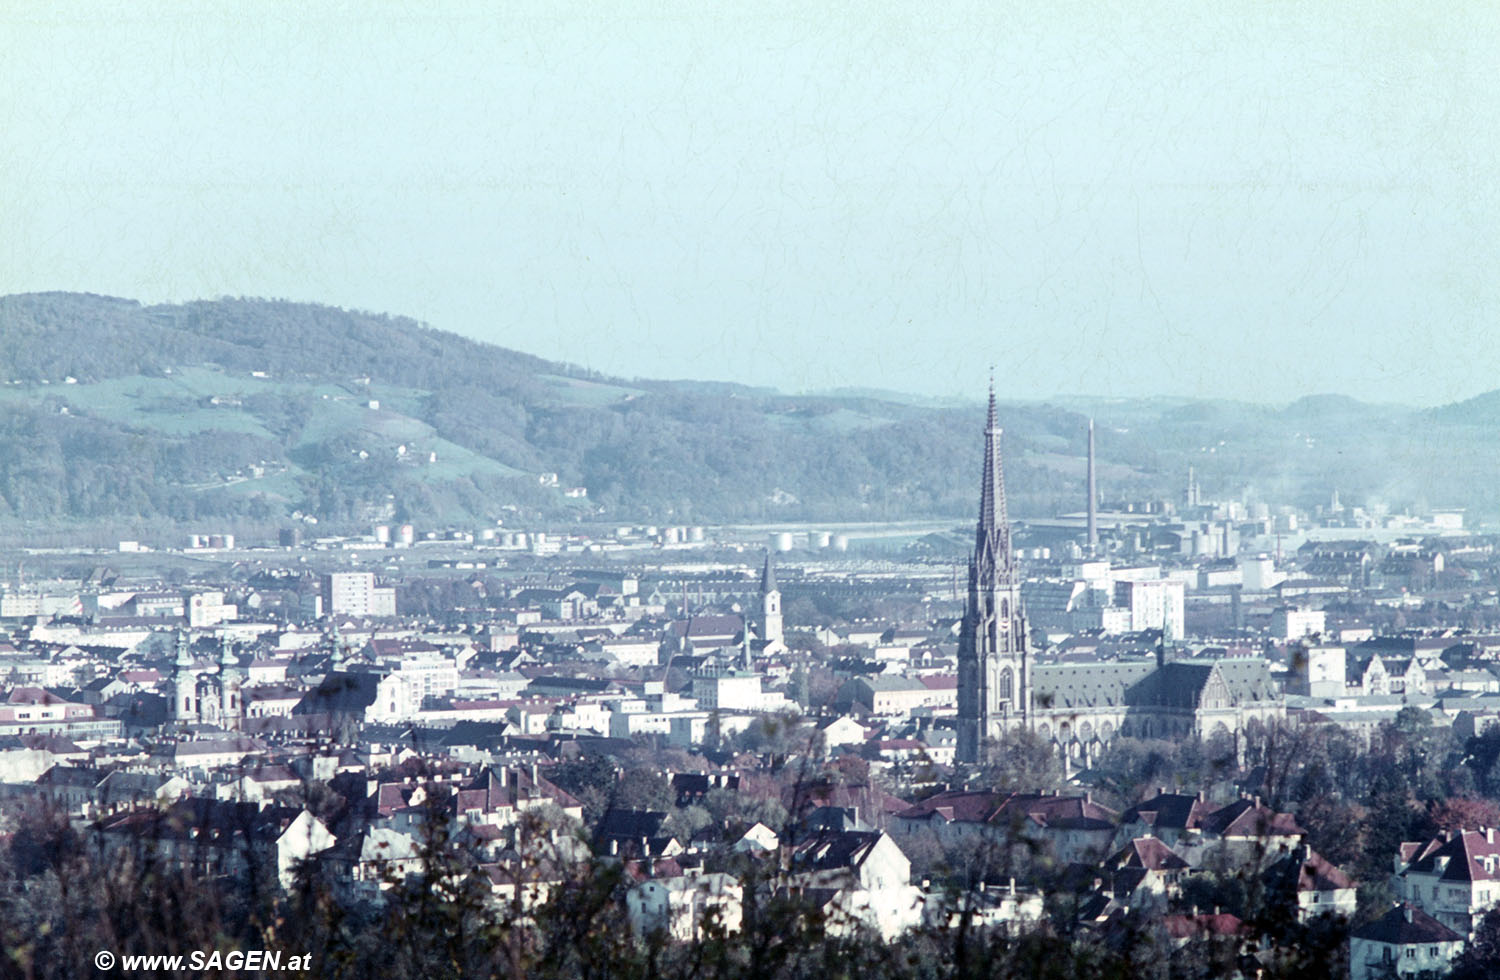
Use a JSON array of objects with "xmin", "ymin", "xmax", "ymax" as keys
[{"xmin": 1087, "ymin": 419, "xmax": 1098, "ymax": 555}]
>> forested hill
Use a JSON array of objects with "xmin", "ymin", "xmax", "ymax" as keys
[
  {"xmin": 0, "ymin": 293, "xmax": 1112, "ymax": 529},
  {"xmin": 0, "ymin": 292, "xmax": 1494, "ymax": 532}
]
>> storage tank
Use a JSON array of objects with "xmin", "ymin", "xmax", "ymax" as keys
[
  {"xmin": 397, "ymin": 524, "xmax": 416, "ymax": 546},
  {"xmin": 831, "ymin": 534, "xmax": 850, "ymax": 552},
  {"xmin": 373, "ymin": 525, "xmax": 391, "ymax": 544},
  {"xmin": 688, "ymin": 526, "xmax": 705, "ymax": 542},
  {"xmin": 771, "ymin": 532, "xmax": 794, "ymax": 553},
  {"xmin": 811, "ymin": 531, "xmax": 831, "ymax": 549}
]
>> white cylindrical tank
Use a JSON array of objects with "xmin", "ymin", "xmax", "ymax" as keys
[
  {"xmin": 832, "ymin": 534, "xmax": 849, "ymax": 552},
  {"xmin": 664, "ymin": 527, "xmax": 681, "ymax": 544},
  {"xmin": 771, "ymin": 532, "xmax": 794, "ymax": 552},
  {"xmin": 374, "ymin": 525, "xmax": 391, "ymax": 544},
  {"xmin": 812, "ymin": 531, "xmax": 831, "ymax": 549},
  {"xmin": 688, "ymin": 526, "xmax": 705, "ymax": 542},
  {"xmin": 397, "ymin": 524, "xmax": 416, "ymax": 546}
]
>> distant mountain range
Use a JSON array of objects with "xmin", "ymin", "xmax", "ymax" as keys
[{"xmin": 0, "ymin": 291, "xmax": 1492, "ymax": 532}]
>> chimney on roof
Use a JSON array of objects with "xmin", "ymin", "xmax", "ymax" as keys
[
  {"xmin": 1489, "ymin": 828, "xmax": 1496, "ymax": 845},
  {"xmin": 1404, "ymin": 905, "xmax": 1414, "ymax": 923},
  {"xmin": 610, "ymin": 839, "xmax": 618, "ymax": 856},
  {"xmin": 1009, "ymin": 877, "xmax": 1016, "ymax": 895}
]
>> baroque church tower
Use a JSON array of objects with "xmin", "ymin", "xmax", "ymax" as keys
[
  {"xmin": 171, "ymin": 629, "xmax": 199, "ymax": 723},
  {"xmin": 956, "ymin": 385, "xmax": 1031, "ymax": 764}
]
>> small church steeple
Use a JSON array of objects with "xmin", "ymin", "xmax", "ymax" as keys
[{"xmin": 759, "ymin": 551, "xmax": 783, "ymax": 649}]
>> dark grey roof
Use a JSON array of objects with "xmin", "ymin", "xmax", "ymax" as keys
[
  {"xmin": 294, "ymin": 671, "xmax": 381, "ymax": 715},
  {"xmin": 1351, "ymin": 904, "xmax": 1463, "ymax": 945},
  {"xmin": 1033, "ymin": 662, "xmax": 1153, "ymax": 710}
]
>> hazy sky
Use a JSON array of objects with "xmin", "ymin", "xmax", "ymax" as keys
[{"xmin": 3, "ymin": 1, "xmax": 1497, "ymax": 405}]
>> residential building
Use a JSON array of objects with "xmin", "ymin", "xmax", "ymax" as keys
[{"xmin": 1348, "ymin": 904, "xmax": 1464, "ymax": 980}]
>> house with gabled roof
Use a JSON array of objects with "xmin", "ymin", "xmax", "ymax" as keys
[
  {"xmin": 320, "ymin": 826, "xmax": 422, "ymax": 902},
  {"xmin": 786, "ymin": 829, "xmax": 921, "ymax": 938},
  {"xmin": 1393, "ymin": 826, "xmax": 1500, "ymax": 934},
  {"xmin": 1114, "ymin": 790, "xmax": 1214, "ymax": 850},
  {"xmin": 1196, "ymin": 795, "xmax": 1305, "ymax": 867},
  {"xmin": 1261, "ymin": 843, "xmax": 1356, "ymax": 921},
  {"xmin": 1102, "ymin": 836, "xmax": 1190, "ymax": 907},
  {"xmin": 449, "ymin": 764, "xmax": 583, "ymax": 830},
  {"xmin": 1349, "ymin": 904, "xmax": 1464, "ymax": 980},
  {"xmin": 94, "ymin": 799, "xmax": 335, "ymax": 889},
  {"xmin": 893, "ymin": 790, "xmax": 1118, "ymax": 864},
  {"xmin": 595, "ymin": 808, "xmax": 682, "ymax": 861}
]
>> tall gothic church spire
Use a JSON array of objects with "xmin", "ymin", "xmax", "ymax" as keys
[
  {"xmin": 975, "ymin": 382, "xmax": 1016, "ymax": 587},
  {"xmin": 957, "ymin": 381, "xmax": 1031, "ymax": 765}
]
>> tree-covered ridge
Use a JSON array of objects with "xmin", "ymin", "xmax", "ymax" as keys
[
  {"xmin": 0, "ymin": 293, "xmax": 1127, "ymax": 528},
  {"xmin": 5, "ymin": 290, "xmax": 1500, "ymax": 530}
]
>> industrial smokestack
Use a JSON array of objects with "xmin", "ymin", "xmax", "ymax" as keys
[{"xmin": 1087, "ymin": 419, "xmax": 1098, "ymax": 555}]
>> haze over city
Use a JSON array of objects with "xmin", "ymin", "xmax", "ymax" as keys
[{"xmin": 4, "ymin": 1, "xmax": 1498, "ymax": 405}]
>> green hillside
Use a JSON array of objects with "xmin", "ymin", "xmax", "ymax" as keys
[{"xmin": 0, "ymin": 292, "xmax": 1493, "ymax": 531}]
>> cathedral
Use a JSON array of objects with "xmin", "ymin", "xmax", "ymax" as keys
[{"xmin": 955, "ymin": 387, "xmax": 1283, "ymax": 768}]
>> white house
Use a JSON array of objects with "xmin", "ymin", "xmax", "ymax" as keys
[
  {"xmin": 626, "ymin": 873, "xmax": 743, "ymax": 940},
  {"xmin": 1348, "ymin": 904, "xmax": 1464, "ymax": 980}
]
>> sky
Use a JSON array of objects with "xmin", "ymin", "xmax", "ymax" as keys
[{"xmin": 3, "ymin": 1, "xmax": 1497, "ymax": 406}]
